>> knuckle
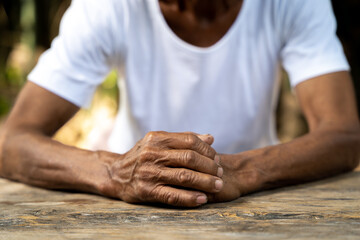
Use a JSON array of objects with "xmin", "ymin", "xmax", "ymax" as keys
[
  {"xmin": 205, "ymin": 147, "xmax": 216, "ymax": 159},
  {"xmin": 138, "ymin": 146, "xmax": 157, "ymax": 162},
  {"xmin": 166, "ymin": 192, "xmax": 181, "ymax": 206},
  {"xmin": 209, "ymin": 148, "xmax": 217, "ymax": 158},
  {"xmin": 145, "ymin": 131, "xmax": 159, "ymax": 142},
  {"xmin": 186, "ymin": 134, "xmax": 198, "ymax": 146},
  {"xmin": 183, "ymin": 131, "xmax": 196, "ymax": 137},
  {"xmin": 142, "ymin": 145, "xmax": 155, "ymax": 155},
  {"xmin": 183, "ymin": 150, "xmax": 196, "ymax": 163},
  {"xmin": 145, "ymin": 131, "xmax": 170, "ymax": 147},
  {"xmin": 138, "ymin": 151, "xmax": 151, "ymax": 162},
  {"xmin": 177, "ymin": 170, "xmax": 194, "ymax": 185},
  {"xmin": 144, "ymin": 167, "xmax": 163, "ymax": 182},
  {"xmin": 198, "ymin": 143, "xmax": 216, "ymax": 158},
  {"xmin": 144, "ymin": 131, "xmax": 155, "ymax": 142}
]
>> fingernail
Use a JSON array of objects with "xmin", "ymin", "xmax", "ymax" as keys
[
  {"xmin": 217, "ymin": 167, "xmax": 223, "ymax": 178},
  {"xmin": 214, "ymin": 155, "xmax": 221, "ymax": 164},
  {"xmin": 196, "ymin": 195, "xmax": 207, "ymax": 204},
  {"xmin": 215, "ymin": 179, "xmax": 223, "ymax": 191}
]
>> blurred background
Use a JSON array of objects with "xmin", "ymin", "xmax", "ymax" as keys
[{"xmin": 0, "ymin": 0, "xmax": 359, "ymax": 148}]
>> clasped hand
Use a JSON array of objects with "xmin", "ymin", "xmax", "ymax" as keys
[{"xmin": 99, "ymin": 131, "xmax": 227, "ymax": 207}]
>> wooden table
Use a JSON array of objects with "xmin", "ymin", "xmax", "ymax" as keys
[{"xmin": 1, "ymin": 168, "xmax": 359, "ymax": 240}]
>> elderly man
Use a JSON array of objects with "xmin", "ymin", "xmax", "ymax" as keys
[{"xmin": 0, "ymin": 0, "xmax": 359, "ymax": 207}]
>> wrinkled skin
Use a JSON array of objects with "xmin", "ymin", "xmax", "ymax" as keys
[{"xmin": 99, "ymin": 131, "xmax": 224, "ymax": 207}]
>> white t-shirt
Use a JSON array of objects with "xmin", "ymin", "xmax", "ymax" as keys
[{"xmin": 28, "ymin": 0, "xmax": 349, "ymax": 154}]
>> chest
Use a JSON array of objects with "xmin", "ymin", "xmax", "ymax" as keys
[{"xmin": 158, "ymin": 0, "xmax": 244, "ymax": 48}]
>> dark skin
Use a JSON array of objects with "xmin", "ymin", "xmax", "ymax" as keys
[
  {"xmin": 159, "ymin": 0, "xmax": 243, "ymax": 47},
  {"xmin": 0, "ymin": 0, "xmax": 359, "ymax": 207}
]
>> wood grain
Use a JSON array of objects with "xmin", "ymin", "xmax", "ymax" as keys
[{"xmin": 1, "ymin": 168, "xmax": 359, "ymax": 239}]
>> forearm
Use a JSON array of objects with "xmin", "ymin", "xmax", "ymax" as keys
[
  {"xmin": 0, "ymin": 128, "xmax": 114, "ymax": 194},
  {"xmin": 223, "ymin": 129, "xmax": 360, "ymax": 195},
  {"xmin": 0, "ymin": 83, "xmax": 224, "ymax": 207}
]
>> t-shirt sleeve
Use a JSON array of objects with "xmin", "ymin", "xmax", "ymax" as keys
[
  {"xmin": 280, "ymin": 0, "xmax": 349, "ymax": 88},
  {"xmin": 28, "ymin": 0, "xmax": 120, "ymax": 107}
]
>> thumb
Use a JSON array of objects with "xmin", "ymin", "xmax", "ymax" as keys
[{"xmin": 197, "ymin": 134, "xmax": 214, "ymax": 145}]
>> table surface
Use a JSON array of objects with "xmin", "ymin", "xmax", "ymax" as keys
[{"xmin": 1, "ymin": 167, "xmax": 359, "ymax": 240}]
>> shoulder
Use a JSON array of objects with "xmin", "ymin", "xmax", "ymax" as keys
[
  {"xmin": 66, "ymin": 0, "xmax": 151, "ymax": 35},
  {"xmin": 259, "ymin": 0, "xmax": 336, "ymax": 45},
  {"xmin": 66, "ymin": 0, "xmax": 126, "ymax": 27},
  {"xmin": 248, "ymin": 0, "xmax": 334, "ymax": 24},
  {"xmin": 272, "ymin": 0, "xmax": 334, "ymax": 26}
]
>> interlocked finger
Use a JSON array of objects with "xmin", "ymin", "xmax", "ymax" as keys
[
  {"xmin": 151, "ymin": 185, "xmax": 208, "ymax": 207},
  {"xmin": 159, "ymin": 168, "xmax": 223, "ymax": 193},
  {"xmin": 163, "ymin": 149, "xmax": 222, "ymax": 177},
  {"xmin": 158, "ymin": 132, "xmax": 217, "ymax": 159}
]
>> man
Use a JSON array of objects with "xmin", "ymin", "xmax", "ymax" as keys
[{"xmin": 0, "ymin": 0, "xmax": 359, "ymax": 207}]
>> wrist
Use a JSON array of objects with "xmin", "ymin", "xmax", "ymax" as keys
[
  {"xmin": 90, "ymin": 150, "xmax": 125, "ymax": 198},
  {"xmin": 220, "ymin": 150, "xmax": 268, "ymax": 195}
]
